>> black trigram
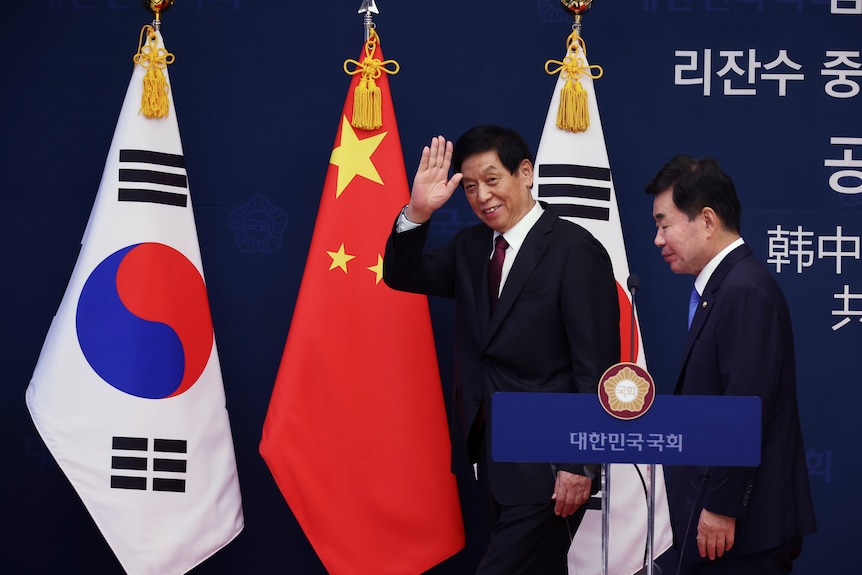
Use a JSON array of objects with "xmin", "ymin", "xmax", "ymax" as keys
[
  {"xmin": 110, "ymin": 436, "xmax": 188, "ymax": 493},
  {"xmin": 117, "ymin": 149, "xmax": 188, "ymax": 207},
  {"xmin": 536, "ymin": 163, "xmax": 612, "ymax": 221}
]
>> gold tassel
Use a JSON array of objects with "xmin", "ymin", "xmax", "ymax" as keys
[
  {"xmin": 557, "ymin": 77, "xmax": 590, "ymax": 133},
  {"xmin": 354, "ymin": 76, "xmax": 382, "ymax": 131},
  {"xmin": 545, "ymin": 32, "xmax": 603, "ymax": 133},
  {"xmin": 132, "ymin": 25, "xmax": 175, "ymax": 119},
  {"xmin": 343, "ymin": 29, "xmax": 399, "ymax": 131}
]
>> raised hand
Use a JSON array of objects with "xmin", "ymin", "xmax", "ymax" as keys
[{"xmin": 405, "ymin": 135, "xmax": 464, "ymax": 223}]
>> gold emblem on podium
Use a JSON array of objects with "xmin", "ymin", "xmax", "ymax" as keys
[{"xmin": 598, "ymin": 362, "xmax": 656, "ymax": 420}]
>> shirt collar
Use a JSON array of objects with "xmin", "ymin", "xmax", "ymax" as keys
[
  {"xmin": 492, "ymin": 201, "xmax": 543, "ymax": 251},
  {"xmin": 694, "ymin": 236, "xmax": 745, "ymax": 295}
]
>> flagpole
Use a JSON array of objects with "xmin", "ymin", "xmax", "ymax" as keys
[
  {"xmin": 601, "ymin": 463, "xmax": 610, "ymax": 575},
  {"xmin": 647, "ymin": 464, "xmax": 656, "ymax": 575},
  {"xmin": 541, "ymin": 3, "xmax": 674, "ymax": 570},
  {"xmin": 557, "ymin": 3, "xmax": 613, "ymax": 573},
  {"xmin": 358, "ymin": 0, "xmax": 380, "ymax": 41}
]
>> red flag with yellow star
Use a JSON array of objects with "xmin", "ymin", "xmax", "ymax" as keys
[{"xmin": 259, "ymin": 35, "xmax": 464, "ymax": 575}]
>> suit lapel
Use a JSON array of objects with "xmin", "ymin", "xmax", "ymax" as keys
[
  {"xmin": 675, "ymin": 244, "xmax": 753, "ymax": 394},
  {"xmin": 470, "ymin": 229, "xmax": 494, "ymax": 337},
  {"xmin": 486, "ymin": 210, "xmax": 553, "ymax": 339}
]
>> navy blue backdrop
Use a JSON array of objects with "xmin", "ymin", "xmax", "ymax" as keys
[{"xmin": 2, "ymin": 1, "xmax": 858, "ymax": 573}]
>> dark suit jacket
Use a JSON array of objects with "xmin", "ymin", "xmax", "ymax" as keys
[
  {"xmin": 665, "ymin": 243, "xmax": 817, "ymax": 563},
  {"xmin": 383, "ymin": 205, "xmax": 620, "ymax": 506}
]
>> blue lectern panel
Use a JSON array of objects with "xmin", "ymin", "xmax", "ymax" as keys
[{"xmin": 492, "ymin": 392, "xmax": 761, "ymax": 466}]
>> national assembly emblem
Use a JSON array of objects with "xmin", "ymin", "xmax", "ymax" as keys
[{"xmin": 598, "ymin": 362, "xmax": 656, "ymax": 420}]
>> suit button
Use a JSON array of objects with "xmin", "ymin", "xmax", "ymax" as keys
[{"xmin": 742, "ymin": 482, "xmax": 753, "ymax": 506}]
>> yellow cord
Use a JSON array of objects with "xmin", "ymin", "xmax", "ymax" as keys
[
  {"xmin": 343, "ymin": 29, "xmax": 400, "ymax": 131},
  {"xmin": 545, "ymin": 32, "xmax": 603, "ymax": 133},
  {"xmin": 132, "ymin": 25, "xmax": 175, "ymax": 119}
]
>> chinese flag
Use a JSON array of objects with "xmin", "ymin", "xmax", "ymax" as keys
[{"xmin": 259, "ymin": 37, "xmax": 464, "ymax": 575}]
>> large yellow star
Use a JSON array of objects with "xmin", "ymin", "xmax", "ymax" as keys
[
  {"xmin": 326, "ymin": 243, "xmax": 355, "ymax": 273},
  {"xmin": 329, "ymin": 116, "xmax": 387, "ymax": 198},
  {"xmin": 367, "ymin": 254, "xmax": 384, "ymax": 284}
]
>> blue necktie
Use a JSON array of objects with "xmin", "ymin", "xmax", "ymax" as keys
[{"xmin": 688, "ymin": 286, "xmax": 700, "ymax": 329}]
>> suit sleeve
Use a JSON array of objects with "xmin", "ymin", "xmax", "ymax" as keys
[
  {"xmin": 704, "ymin": 283, "xmax": 788, "ymax": 518},
  {"xmin": 561, "ymin": 232, "xmax": 621, "ymax": 395},
  {"xmin": 556, "ymin": 231, "xmax": 621, "ymax": 476},
  {"xmin": 383, "ymin": 217, "xmax": 456, "ymax": 298}
]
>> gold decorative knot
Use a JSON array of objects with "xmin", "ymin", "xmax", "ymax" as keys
[
  {"xmin": 343, "ymin": 28, "xmax": 399, "ymax": 131},
  {"xmin": 343, "ymin": 29, "xmax": 400, "ymax": 83},
  {"xmin": 132, "ymin": 24, "xmax": 174, "ymax": 119},
  {"xmin": 133, "ymin": 25, "xmax": 175, "ymax": 71},
  {"xmin": 544, "ymin": 31, "xmax": 603, "ymax": 83}
]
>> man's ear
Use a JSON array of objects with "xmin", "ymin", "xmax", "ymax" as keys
[
  {"xmin": 701, "ymin": 207, "xmax": 720, "ymax": 235},
  {"xmin": 519, "ymin": 159, "xmax": 534, "ymax": 187}
]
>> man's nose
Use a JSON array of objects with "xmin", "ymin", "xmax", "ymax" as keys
[{"xmin": 654, "ymin": 228, "xmax": 665, "ymax": 247}]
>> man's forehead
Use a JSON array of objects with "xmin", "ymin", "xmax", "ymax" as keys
[
  {"xmin": 652, "ymin": 198, "xmax": 667, "ymax": 219},
  {"xmin": 461, "ymin": 162, "xmax": 505, "ymax": 182},
  {"xmin": 653, "ymin": 191, "xmax": 676, "ymax": 216},
  {"xmin": 463, "ymin": 154, "xmax": 502, "ymax": 169}
]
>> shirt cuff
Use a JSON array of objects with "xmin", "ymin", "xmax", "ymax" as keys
[{"xmin": 396, "ymin": 205, "xmax": 422, "ymax": 233}]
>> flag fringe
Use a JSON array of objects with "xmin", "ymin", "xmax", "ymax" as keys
[
  {"xmin": 545, "ymin": 32, "xmax": 603, "ymax": 133},
  {"xmin": 133, "ymin": 24, "xmax": 175, "ymax": 119},
  {"xmin": 343, "ymin": 29, "xmax": 399, "ymax": 131}
]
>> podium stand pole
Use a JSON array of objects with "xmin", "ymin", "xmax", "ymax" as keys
[
  {"xmin": 646, "ymin": 463, "xmax": 656, "ymax": 575},
  {"xmin": 601, "ymin": 463, "xmax": 610, "ymax": 575},
  {"xmin": 601, "ymin": 463, "xmax": 657, "ymax": 575}
]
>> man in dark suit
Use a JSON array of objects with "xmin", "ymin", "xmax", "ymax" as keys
[
  {"xmin": 383, "ymin": 125, "xmax": 619, "ymax": 574},
  {"xmin": 646, "ymin": 154, "xmax": 817, "ymax": 574}
]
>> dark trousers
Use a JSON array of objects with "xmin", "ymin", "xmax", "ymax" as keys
[
  {"xmin": 473, "ymin": 431, "xmax": 579, "ymax": 575},
  {"xmin": 475, "ymin": 500, "xmax": 572, "ymax": 575},
  {"xmin": 678, "ymin": 537, "xmax": 803, "ymax": 575}
]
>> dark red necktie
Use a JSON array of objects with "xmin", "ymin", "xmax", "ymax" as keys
[{"xmin": 488, "ymin": 235, "xmax": 508, "ymax": 312}]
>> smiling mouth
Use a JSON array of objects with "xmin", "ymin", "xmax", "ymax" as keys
[{"xmin": 483, "ymin": 206, "xmax": 501, "ymax": 215}]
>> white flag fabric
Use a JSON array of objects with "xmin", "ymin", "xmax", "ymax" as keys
[
  {"xmin": 25, "ymin": 30, "xmax": 243, "ymax": 575},
  {"xmin": 532, "ymin": 56, "xmax": 674, "ymax": 574}
]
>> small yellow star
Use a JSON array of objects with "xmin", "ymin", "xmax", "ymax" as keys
[
  {"xmin": 367, "ymin": 254, "xmax": 384, "ymax": 284},
  {"xmin": 329, "ymin": 116, "xmax": 387, "ymax": 198},
  {"xmin": 327, "ymin": 243, "xmax": 355, "ymax": 273}
]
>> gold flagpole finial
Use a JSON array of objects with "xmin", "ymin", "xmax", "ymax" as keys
[
  {"xmin": 143, "ymin": 0, "xmax": 174, "ymax": 30},
  {"xmin": 561, "ymin": 0, "xmax": 592, "ymax": 37}
]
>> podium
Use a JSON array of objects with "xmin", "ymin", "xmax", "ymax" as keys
[{"xmin": 492, "ymin": 391, "xmax": 761, "ymax": 574}]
